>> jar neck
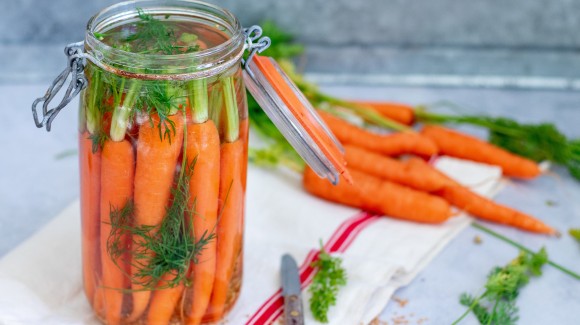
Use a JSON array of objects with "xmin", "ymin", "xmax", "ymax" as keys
[{"xmin": 85, "ymin": 0, "xmax": 245, "ymax": 80}]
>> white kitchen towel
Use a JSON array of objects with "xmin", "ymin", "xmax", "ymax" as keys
[{"xmin": 0, "ymin": 157, "xmax": 503, "ymax": 325}]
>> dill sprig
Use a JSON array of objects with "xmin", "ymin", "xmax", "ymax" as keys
[
  {"xmin": 106, "ymin": 122, "xmax": 216, "ymax": 291},
  {"xmin": 452, "ymin": 248, "xmax": 548, "ymax": 325},
  {"xmin": 136, "ymin": 81, "xmax": 186, "ymax": 143},
  {"xmin": 121, "ymin": 8, "xmax": 199, "ymax": 55},
  {"xmin": 309, "ymin": 245, "xmax": 347, "ymax": 323}
]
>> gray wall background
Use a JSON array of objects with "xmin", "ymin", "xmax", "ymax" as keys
[{"xmin": 2, "ymin": 0, "xmax": 580, "ymax": 88}]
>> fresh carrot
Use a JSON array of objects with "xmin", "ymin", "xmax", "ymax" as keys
[
  {"xmin": 353, "ymin": 101, "xmax": 415, "ymax": 125},
  {"xmin": 437, "ymin": 184, "xmax": 556, "ymax": 234},
  {"xmin": 344, "ymin": 145, "xmax": 450, "ymax": 192},
  {"xmin": 129, "ymin": 113, "xmax": 185, "ymax": 321},
  {"xmin": 402, "ymin": 157, "xmax": 556, "ymax": 234},
  {"xmin": 146, "ymin": 273, "xmax": 185, "ymax": 325},
  {"xmin": 183, "ymin": 120, "xmax": 221, "ymax": 325},
  {"xmin": 303, "ymin": 167, "xmax": 451, "ymax": 223},
  {"xmin": 318, "ymin": 110, "xmax": 438, "ymax": 157},
  {"xmin": 421, "ymin": 125, "xmax": 541, "ymax": 178},
  {"xmin": 79, "ymin": 132, "xmax": 102, "ymax": 306},
  {"xmin": 205, "ymin": 76, "xmax": 245, "ymax": 321},
  {"xmin": 100, "ymin": 139, "xmax": 135, "ymax": 325}
]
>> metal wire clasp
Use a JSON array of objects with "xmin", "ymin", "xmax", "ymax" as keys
[
  {"xmin": 32, "ymin": 41, "xmax": 88, "ymax": 131},
  {"xmin": 242, "ymin": 25, "xmax": 271, "ymax": 69}
]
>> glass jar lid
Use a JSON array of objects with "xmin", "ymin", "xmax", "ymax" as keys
[{"xmin": 244, "ymin": 54, "xmax": 350, "ymax": 184}]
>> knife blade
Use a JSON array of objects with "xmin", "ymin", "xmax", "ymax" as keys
[{"xmin": 281, "ymin": 254, "xmax": 304, "ymax": 325}]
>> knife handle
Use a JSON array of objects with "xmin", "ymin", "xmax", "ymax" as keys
[{"xmin": 284, "ymin": 294, "xmax": 304, "ymax": 325}]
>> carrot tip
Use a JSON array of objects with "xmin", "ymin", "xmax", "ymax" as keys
[
  {"xmin": 341, "ymin": 170, "xmax": 354, "ymax": 185},
  {"xmin": 554, "ymin": 230, "xmax": 562, "ymax": 238}
]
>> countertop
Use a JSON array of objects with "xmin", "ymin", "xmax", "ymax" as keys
[{"xmin": 1, "ymin": 83, "xmax": 579, "ymax": 324}]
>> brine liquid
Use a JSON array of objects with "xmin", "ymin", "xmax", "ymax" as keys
[{"xmin": 79, "ymin": 10, "xmax": 248, "ymax": 325}]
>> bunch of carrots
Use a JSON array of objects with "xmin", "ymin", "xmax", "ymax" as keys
[
  {"xmin": 80, "ymin": 62, "xmax": 248, "ymax": 325},
  {"xmin": 248, "ymin": 21, "xmax": 559, "ymax": 236},
  {"xmin": 301, "ymin": 109, "xmax": 555, "ymax": 235}
]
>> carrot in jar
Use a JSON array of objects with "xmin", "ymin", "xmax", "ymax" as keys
[
  {"xmin": 128, "ymin": 113, "xmax": 185, "ymax": 321},
  {"xmin": 99, "ymin": 139, "xmax": 135, "ymax": 325}
]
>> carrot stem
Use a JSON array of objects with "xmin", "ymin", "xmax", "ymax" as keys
[
  {"xmin": 472, "ymin": 223, "xmax": 580, "ymax": 280},
  {"xmin": 110, "ymin": 80, "xmax": 142, "ymax": 141},
  {"xmin": 86, "ymin": 68, "xmax": 102, "ymax": 134},
  {"xmin": 320, "ymin": 95, "xmax": 411, "ymax": 132},
  {"xmin": 189, "ymin": 78, "xmax": 209, "ymax": 123},
  {"xmin": 222, "ymin": 76, "xmax": 239, "ymax": 142}
]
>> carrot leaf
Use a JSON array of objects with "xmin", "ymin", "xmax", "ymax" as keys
[{"xmin": 453, "ymin": 248, "xmax": 547, "ymax": 325}]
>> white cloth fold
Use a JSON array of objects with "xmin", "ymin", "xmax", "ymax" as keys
[{"xmin": 0, "ymin": 157, "xmax": 503, "ymax": 325}]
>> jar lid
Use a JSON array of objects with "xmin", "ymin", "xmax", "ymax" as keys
[{"xmin": 244, "ymin": 54, "xmax": 351, "ymax": 185}]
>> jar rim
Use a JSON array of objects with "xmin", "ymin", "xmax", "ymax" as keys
[{"xmin": 85, "ymin": 0, "xmax": 245, "ymax": 79}]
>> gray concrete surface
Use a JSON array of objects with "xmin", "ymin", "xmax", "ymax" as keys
[{"xmin": 1, "ymin": 0, "xmax": 579, "ymax": 87}]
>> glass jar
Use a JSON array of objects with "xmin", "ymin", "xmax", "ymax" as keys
[
  {"xmin": 32, "ymin": 1, "xmax": 349, "ymax": 324},
  {"xmin": 78, "ymin": 1, "xmax": 247, "ymax": 324}
]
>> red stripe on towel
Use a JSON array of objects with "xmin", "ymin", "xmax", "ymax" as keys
[{"xmin": 246, "ymin": 211, "xmax": 379, "ymax": 325}]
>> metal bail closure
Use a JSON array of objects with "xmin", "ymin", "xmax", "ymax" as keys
[
  {"xmin": 32, "ymin": 41, "xmax": 88, "ymax": 131},
  {"xmin": 242, "ymin": 28, "xmax": 351, "ymax": 184}
]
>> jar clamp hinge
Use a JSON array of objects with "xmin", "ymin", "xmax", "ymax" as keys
[
  {"xmin": 32, "ymin": 41, "xmax": 88, "ymax": 131},
  {"xmin": 242, "ymin": 25, "xmax": 271, "ymax": 69}
]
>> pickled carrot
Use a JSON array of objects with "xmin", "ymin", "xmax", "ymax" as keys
[
  {"xmin": 239, "ymin": 118, "xmax": 249, "ymax": 189},
  {"xmin": 128, "ymin": 114, "xmax": 185, "ymax": 321},
  {"xmin": 205, "ymin": 139, "xmax": 245, "ymax": 321},
  {"xmin": 317, "ymin": 110, "xmax": 438, "ymax": 157},
  {"xmin": 146, "ymin": 273, "xmax": 185, "ymax": 325},
  {"xmin": 100, "ymin": 139, "xmax": 135, "ymax": 325},
  {"xmin": 79, "ymin": 132, "xmax": 102, "ymax": 306},
  {"xmin": 184, "ymin": 120, "xmax": 221, "ymax": 325}
]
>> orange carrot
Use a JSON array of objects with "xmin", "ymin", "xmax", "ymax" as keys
[
  {"xmin": 353, "ymin": 101, "xmax": 415, "ymax": 125},
  {"xmin": 303, "ymin": 167, "xmax": 451, "ymax": 223},
  {"xmin": 436, "ymin": 184, "xmax": 556, "ymax": 235},
  {"xmin": 183, "ymin": 120, "xmax": 221, "ymax": 325},
  {"xmin": 239, "ymin": 118, "xmax": 249, "ymax": 189},
  {"xmin": 205, "ymin": 139, "xmax": 245, "ymax": 321},
  {"xmin": 129, "ymin": 114, "xmax": 185, "ymax": 321},
  {"xmin": 318, "ymin": 110, "xmax": 438, "ymax": 157},
  {"xmin": 146, "ymin": 273, "xmax": 185, "ymax": 325},
  {"xmin": 79, "ymin": 132, "xmax": 102, "ymax": 306},
  {"xmin": 421, "ymin": 125, "xmax": 541, "ymax": 178},
  {"xmin": 100, "ymin": 139, "xmax": 135, "ymax": 325},
  {"xmin": 402, "ymin": 157, "xmax": 556, "ymax": 235},
  {"xmin": 344, "ymin": 145, "xmax": 450, "ymax": 192}
]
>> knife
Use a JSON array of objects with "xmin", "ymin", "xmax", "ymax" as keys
[{"xmin": 281, "ymin": 254, "xmax": 305, "ymax": 325}]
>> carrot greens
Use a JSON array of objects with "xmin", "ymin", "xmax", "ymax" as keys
[
  {"xmin": 452, "ymin": 248, "xmax": 548, "ymax": 325},
  {"xmin": 570, "ymin": 228, "xmax": 580, "ymax": 243}
]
